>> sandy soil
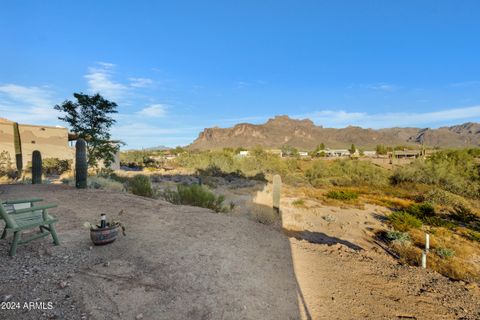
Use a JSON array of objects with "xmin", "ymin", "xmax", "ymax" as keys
[{"xmin": 0, "ymin": 184, "xmax": 479, "ymax": 320}]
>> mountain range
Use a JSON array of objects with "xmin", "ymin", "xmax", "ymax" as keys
[{"xmin": 188, "ymin": 116, "xmax": 480, "ymax": 150}]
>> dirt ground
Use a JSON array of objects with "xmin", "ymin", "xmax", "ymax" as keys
[{"xmin": 0, "ymin": 184, "xmax": 479, "ymax": 320}]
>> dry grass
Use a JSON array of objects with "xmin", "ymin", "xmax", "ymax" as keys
[
  {"xmin": 291, "ymin": 198, "xmax": 306, "ymax": 208},
  {"xmin": 390, "ymin": 227, "xmax": 480, "ymax": 281}
]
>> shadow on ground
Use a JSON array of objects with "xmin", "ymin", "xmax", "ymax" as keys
[
  {"xmin": 0, "ymin": 183, "xmax": 305, "ymax": 320},
  {"xmin": 283, "ymin": 229, "xmax": 363, "ymax": 251}
]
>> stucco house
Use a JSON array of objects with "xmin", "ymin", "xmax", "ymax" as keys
[{"xmin": 0, "ymin": 118, "xmax": 74, "ymax": 167}]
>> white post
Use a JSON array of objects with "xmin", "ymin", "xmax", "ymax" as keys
[
  {"xmin": 425, "ymin": 233, "xmax": 430, "ymax": 251},
  {"xmin": 421, "ymin": 251, "xmax": 427, "ymax": 269}
]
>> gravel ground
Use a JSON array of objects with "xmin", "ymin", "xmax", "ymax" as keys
[{"xmin": 1, "ymin": 183, "xmax": 479, "ymax": 320}]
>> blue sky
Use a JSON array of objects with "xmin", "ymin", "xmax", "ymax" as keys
[{"xmin": 1, "ymin": 1, "xmax": 480, "ymax": 149}]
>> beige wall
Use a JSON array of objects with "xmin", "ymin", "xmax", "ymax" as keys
[
  {"xmin": 0, "ymin": 120, "xmax": 74, "ymax": 167},
  {"xmin": 0, "ymin": 122, "xmax": 15, "ymax": 163}
]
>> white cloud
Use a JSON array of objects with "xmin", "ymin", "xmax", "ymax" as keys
[
  {"xmin": 366, "ymin": 83, "xmax": 398, "ymax": 92},
  {"xmin": 449, "ymin": 80, "xmax": 480, "ymax": 88},
  {"xmin": 298, "ymin": 105, "xmax": 480, "ymax": 129},
  {"xmin": 0, "ymin": 84, "xmax": 59, "ymax": 123},
  {"xmin": 129, "ymin": 77, "xmax": 153, "ymax": 88},
  {"xmin": 84, "ymin": 62, "xmax": 129, "ymax": 102},
  {"xmin": 136, "ymin": 104, "xmax": 168, "ymax": 117}
]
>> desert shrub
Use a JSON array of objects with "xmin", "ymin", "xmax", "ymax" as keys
[
  {"xmin": 389, "ymin": 211, "xmax": 423, "ymax": 231},
  {"xmin": 386, "ymin": 231, "xmax": 411, "ymax": 244},
  {"xmin": 87, "ymin": 176, "xmax": 125, "ymax": 192},
  {"xmin": 326, "ymin": 190, "xmax": 359, "ymax": 201},
  {"xmin": 42, "ymin": 158, "xmax": 72, "ymax": 175},
  {"xmin": 467, "ymin": 230, "xmax": 480, "ymax": 242},
  {"xmin": 176, "ymin": 149, "xmax": 306, "ymax": 185},
  {"xmin": 128, "ymin": 175, "xmax": 154, "ymax": 198},
  {"xmin": 292, "ymin": 199, "xmax": 305, "ymax": 207},
  {"xmin": 434, "ymin": 247, "xmax": 455, "ymax": 259},
  {"xmin": 109, "ymin": 172, "xmax": 130, "ymax": 184},
  {"xmin": 306, "ymin": 159, "xmax": 388, "ymax": 187},
  {"xmin": 406, "ymin": 203, "xmax": 435, "ymax": 220},
  {"xmin": 450, "ymin": 206, "xmax": 477, "ymax": 224},
  {"xmin": 120, "ymin": 150, "xmax": 166, "ymax": 168},
  {"xmin": 390, "ymin": 240, "xmax": 423, "ymax": 266},
  {"xmin": 0, "ymin": 151, "xmax": 16, "ymax": 179},
  {"xmin": 391, "ymin": 149, "xmax": 480, "ymax": 199},
  {"xmin": 162, "ymin": 184, "xmax": 228, "ymax": 213},
  {"xmin": 400, "ymin": 202, "xmax": 455, "ymax": 228},
  {"xmin": 196, "ymin": 164, "xmax": 226, "ymax": 177},
  {"xmin": 422, "ymin": 189, "xmax": 472, "ymax": 210}
]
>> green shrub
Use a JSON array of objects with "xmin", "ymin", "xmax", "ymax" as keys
[
  {"xmin": 402, "ymin": 203, "xmax": 456, "ymax": 228},
  {"xmin": 389, "ymin": 211, "xmax": 423, "ymax": 231},
  {"xmin": 88, "ymin": 176, "xmax": 125, "ymax": 192},
  {"xmin": 450, "ymin": 206, "xmax": 477, "ymax": 224},
  {"xmin": 326, "ymin": 190, "xmax": 359, "ymax": 201},
  {"xmin": 162, "ymin": 184, "xmax": 228, "ymax": 213},
  {"xmin": 306, "ymin": 159, "xmax": 389, "ymax": 187},
  {"xmin": 128, "ymin": 175, "xmax": 154, "ymax": 198},
  {"xmin": 434, "ymin": 247, "xmax": 455, "ymax": 259},
  {"xmin": 422, "ymin": 189, "xmax": 472, "ymax": 210},
  {"xmin": 109, "ymin": 172, "xmax": 130, "ymax": 184},
  {"xmin": 467, "ymin": 231, "xmax": 480, "ymax": 242},
  {"xmin": 0, "ymin": 151, "xmax": 16, "ymax": 179},
  {"xmin": 292, "ymin": 199, "xmax": 305, "ymax": 207},
  {"xmin": 391, "ymin": 149, "xmax": 480, "ymax": 199},
  {"xmin": 386, "ymin": 231, "xmax": 411, "ymax": 244},
  {"xmin": 406, "ymin": 203, "xmax": 436, "ymax": 220},
  {"xmin": 42, "ymin": 158, "xmax": 72, "ymax": 175}
]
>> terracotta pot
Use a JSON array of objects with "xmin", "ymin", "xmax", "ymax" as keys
[{"xmin": 90, "ymin": 225, "xmax": 118, "ymax": 245}]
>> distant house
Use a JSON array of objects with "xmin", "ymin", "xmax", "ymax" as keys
[
  {"xmin": 363, "ymin": 151, "xmax": 376, "ymax": 157},
  {"xmin": 323, "ymin": 149, "xmax": 350, "ymax": 157},
  {"xmin": 239, "ymin": 150, "xmax": 250, "ymax": 157},
  {"xmin": 388, "ymin": 150, "xmax": 421, "ymax": 159},
  {"xmin": 298, "ymin": 151, "xmax": 309, "ymax": 157}
]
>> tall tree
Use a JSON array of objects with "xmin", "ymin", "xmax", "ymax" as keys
[{"xmin": 54, "ymin": 93, "xmax": 119, "ymax": 167}]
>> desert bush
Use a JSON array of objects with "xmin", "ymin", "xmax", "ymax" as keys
[
  {"xmin": 386, "ymin": 231, "xmax": 411, "ymax": 244},
  {"xmin": 401, "ymin": 202, "xmax": 455, "ymax": 228},
  {"xmin": 176, "ymin": 149, "xmax": 305, "ymax": 185},
  {"xmin": 390, "ymin": 240, "xmax": 423, "ymax": 266},
  {"xmin": 305, "ymin": 159, "xmax": 388, "ymax": 187},
  {"xmin": 422, "ymin": 189, "xmax": 472, "ymax": 210},
  {"xmin": 0, "ymin": 151, "xmax": 16, "ymax": 180},
  {"xmin": 450, "ymin": 206, "xmax": 477, "ymax": 224},
  {"xmin": 292, "ymin": 199, "xmax": 306, "ymax": 207},
  {"xmin": 128, "ymin": 174, "xmax": 154, "ymax": 198},
  {"xmin": 162, "ymin": 184, "xmax": 228, "ymax": 213},
  {"xmin": 87, "ymin": 176, "xmax": 125, "ymax": 192},
  {"xmin": 388, "ymin": 211, "xmax": 423, "ymax": 231},
  {"xmin": 467, "ymin": 230, "xmax": 480, "ymax": 242},
  {"xmin": 391, "ymin": 149, "xmax": 480, "ymax": 199},
  {"xmin": 109, "ymin": 172, "xmax": 130, "ymax": 184},
  {"xmin": 406, "ymin": 203, "xmax": 436, "ymax": 220},
  {"xmin": 434, "ymin": 247, "xmax": 455, "ymax": 259},
  {"xmin": 326, "ymin": 190, "xmax": 359, "ymax": 201},
  {"xmin": 42, "ymin": 158, "xmax": 72, "ymax": 175}
]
